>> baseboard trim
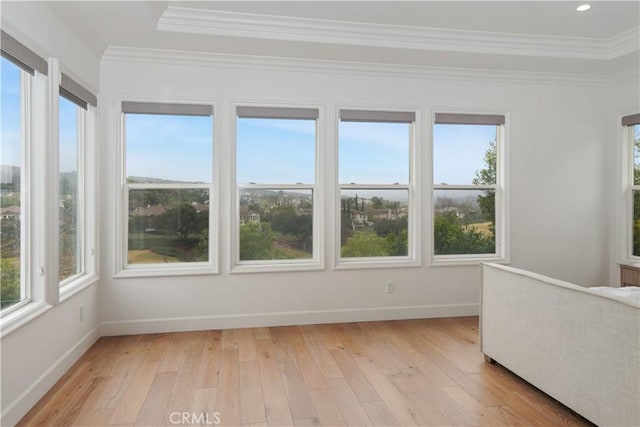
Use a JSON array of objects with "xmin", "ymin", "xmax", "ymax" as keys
[
  {"xmin": 1, "ymin": 325, "xmax": 101, "ymax": 426},
  {"xmin": 100, "ymin": 303, "xmax": 479, "ymax": 336}
]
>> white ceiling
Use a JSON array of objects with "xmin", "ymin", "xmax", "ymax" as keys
[{"xmin": 37, "ymin": 1, "xmax": 640, "ymax": 76}]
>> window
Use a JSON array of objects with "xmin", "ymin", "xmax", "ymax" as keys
[
  {"xmin": 623, "ymin": 114, "xmax": 640, "ymax": 258},
  {"xmin": 0, "ymin": 57, "xmax": 27, "ymax": 310},
  {"xmin": 235, "ymin": 106, "xmax": 319, "ymax": 269},
  {"xmin": 57, "ymin": 72, "xmax": 97, "ymax": 292},
  {"xmin": 338, "ymin": 109, "xmax": 416, "ymax": 265},
  {"xmin": 121, "ymin": 102, "xmax": 214, "ymax": 272},
  {"xmin": 58, "ymin": 95, "xmax": 82, "ymax": 282},
  {"xmin": 432, "ymin": 113, "xmax": 506, "ymax": 262}
]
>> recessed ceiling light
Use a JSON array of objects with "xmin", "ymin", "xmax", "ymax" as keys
[{"xmin": 576, "ymin": 4, "xmax": 591, "ymax": 12}]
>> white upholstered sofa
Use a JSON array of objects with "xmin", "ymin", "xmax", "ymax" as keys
[{"xmin": 481, "ymin": 263, "xmax": 640, "ymax": 426}]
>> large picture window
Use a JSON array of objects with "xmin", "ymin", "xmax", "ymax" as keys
[
  {"xmin": 122, "ymin": 102, "xmax": 213, "ymax": 270},
  {"xmin": 432, "ymin": 113, "xmax": 506, "ymax": 262},
  {"xmin": 623, "ymin": 114, "xmax": 640, "ymax": 257},
  {"xmin": 338, "ymin": 109, "xmax": 415, "ymax": 264},
  {"xmin": 235, "ymin": 106, "xmax": 318, "ymax": 268}
]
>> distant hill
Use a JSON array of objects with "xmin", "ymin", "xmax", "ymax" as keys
[{"xmin": 127, "ymin": 176, "xmax": 206, "ymax": 184}]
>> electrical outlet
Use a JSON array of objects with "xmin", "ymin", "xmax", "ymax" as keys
[
  {"xmin": 79, "ymin": 306, "xmax": 84, "ymax": 322},
  {"xmin": 386, "ymin": 281, "xmax": 395, "ymax": 294}
]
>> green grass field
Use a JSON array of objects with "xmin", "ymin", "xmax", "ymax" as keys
[{"xmin": 128, "ymin": 232, "xmax": 206, "ymax": 263}]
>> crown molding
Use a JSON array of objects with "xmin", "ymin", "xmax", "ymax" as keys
[
  {"xmin": 157, "ymin": 7, "xmax": 639, "ymax": 61},
  {"xmin": 102, "ymin": 46, "xmax": 615, "ymax": 87}
]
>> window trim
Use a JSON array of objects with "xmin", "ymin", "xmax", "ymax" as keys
[
  {"xmin": 114, "ymin": 98, "xmax": 218, "ymax": 278},
  {"xmin": 231, "ymin": 103, "xmax": 324, "ymax": 273},
  {"xmin": 56, "ymin": 68, "xmax": 98, "ymax": 300},
  {"xmin": 0, "ymin": 59, "xmax": 32, "ymax": 315},
  {"xmin": 429, "ymin": 109, "xmax": 510, "ymax": 266},
  {"xmin": 335, "ymin": 106, "xmax": 421, "ymax": 270},
  {"xmin": 624, "ymin": 118, "xmax": 640, "ymax": 261}
]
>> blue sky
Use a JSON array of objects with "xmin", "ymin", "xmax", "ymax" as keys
[
  {"xmin": 1, "ymin": 57, "xmax": 80, "ymax": 174},
  {"xmin": 1, "ymin": 57, "xmax": 21, "ymax": 169},
  {"xmin": 126, "ymin": 116, "xmax": 496, "ymax": 185}
]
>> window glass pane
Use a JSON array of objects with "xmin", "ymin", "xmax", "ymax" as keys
[
  {"xmin": 237, "ymin": 118, "xmax": 315, "ymax": 184},
  {"xmin": 1, "ymin": 57, "xmax": 24, "ymax": 309},
  {"xmin": 128, "ymin": 189, "xmax": 210, "ymax": 264},
  {"xmin": 634, "ymin": 190, "xmax": 640, "ymax": 257},
  {"xmin": 434, "ymin": 189, "xmax": 495, "ymax": 255},
  {"xmin": 126, "ymin": 114, "xmax": 212, "ymax": 183},
  {"xmin": 239, "ymin": 189, "xmax": 313, "ymax": 261},
  {"xmin": 433, "ymin": 124, "xmax": 497, "ymax": 185},
  {"xmin": 340, "ymin": 189, "xmax": 409, "ymax": 258},
  {"xmin": 634, "ymin": 125, "xmax": 640, "ymax": 185},
  {"xmin": 59, "ymin": 96, "xmax": 81, "ymax": 281},
  {"xmin": 339, "ymin": 121, "xmax": 409, "ymax": 184}
]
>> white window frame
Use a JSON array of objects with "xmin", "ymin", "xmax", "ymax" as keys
[
  {"xmin": 231, "ymin": 103, "xmax": 324, "ymax": 273},
  {"xmin": 623, "ymin": 116, "xmax": 640, "ymax": 261},
  {"xmin": 115, "ymin": 99, "xmax": 218, "ymax": 278},
  {"xmin": 429, "ymin": 110, "xmax": 510, "ymax": 266},
  {"xmin": 1, "ymin": 36, "xmax": 100, "ymax": 334},
  {"xmin": 335, "ymin": 107, "xmax": 421, "ymax": 270},
  {"xmin": 0, "ymin": 60, "xmax": 32, "ymax": 317}
]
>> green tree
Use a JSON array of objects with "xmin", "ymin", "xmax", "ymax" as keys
[
  {"xmin": 434, "ymin": 211, "xmax": 494, "ymax": 255},
  {"xmin": 341, "ymin": 230, "xmax": 389, "ymax": 257},
  {"xmin": 374, "ymin": 217, "xmax": 408, "ymax": 256},
  {"xmin": 1, "ymin": 217, "xmax": 20, "ymax": 258},
  {"xmin": 162, "ymin": 203, "xmax": 206, "ymax": 241},
  {"xmin": 1, "ymin": 259, "xmax": 20, "ymax": 309},
  {"xmin": 240, "ymin": 222, "xmax": 275, "ymax": 260},
  {"xmin": 473, "ymin": 140, "xmax": 496, "ymax": 226}
]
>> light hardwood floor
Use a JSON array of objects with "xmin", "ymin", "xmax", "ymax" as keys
[{"xmin": 17, "ymin": 317, "xmax": 592, "ymax": 426}]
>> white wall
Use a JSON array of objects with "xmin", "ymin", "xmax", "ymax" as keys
[
  {"xmin": 0, "ymin": 3, "xmax": 101, "ymax": 426},
  {"xmin": 98, "ymin": 51, "xmax": 612, "ymax": 336}
]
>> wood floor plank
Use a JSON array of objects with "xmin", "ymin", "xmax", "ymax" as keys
[
  {"xmin": 17, "ymin": 318, "xmax": 594, "ymax": 427},
  {"xmin": 308, "ymin": 389, "xmax": 347, "ymax": 427},
  {"xmin": 134, "ymin": 371, "xmax": 176, "ymax": 426},
  {"xmin": 239, "ymin": 361, "xmax": 266, "ymax": 425},
  {"xmin": 326, "ymin": 378, "xmax": 372, "ymax": 426},
  {"xmin": 196, "ymin": 330, "xmax": 222, "ymax": 388},
  {"xmin": 279, "ymin": 353, "xmax": 317, "ymax": 420},
  {"xmin": 361, "ymin": 401, "xmax": 400, "ymax": 427},
  {"xmin": 256, "ymin": 338, "xmax": 295, "ymax": 426},
  {"xmin": 329, "ymin": 349, "xmax": 380, "ymax": 403},
  {"xmin": 285, "ymin": 326, "xmax": 329, "ymax": 391},
  {"xmin": 353, "ymin": 356, "xmax": 429, "ymax": 426},
  {"xmin": 109, "ymin": 360, "xmax": 161, "ymax": 425},
  {"xmin": 192, "ymin": 387, "xmax": 218, "ymax": 427},
  {"xmin": 215, "ymin": 349, "xmax": 241, "ymax": 427},
  {"xmin": 300, "ymin": 325, "xmax": 343, "ymax": 380},
  {"xmin": 239, "ymin": 328, "xmax": 258, "ymax": 362}
]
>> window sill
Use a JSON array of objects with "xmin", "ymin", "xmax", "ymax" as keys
[
  {"xmin": 60, "ymin": 274, "xmax": 99, "ymax": 303},
  {"xmin": 0, "ymin": 301, "xmax": 52, "ymax": 339},
  {"xmin": 115, "ymin": 264, "xmax": 218, "ymax": 279},
  {"xmin": 231, "ymin": 260, "xmax": 324, "ymax": 274},
  {"xmin": 335, "ymin": 258, "xmax": 421, "ymax": 270},
  {"xmin": 430, "ymin": 254, "xmax": 508, "ymax": 267}
]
